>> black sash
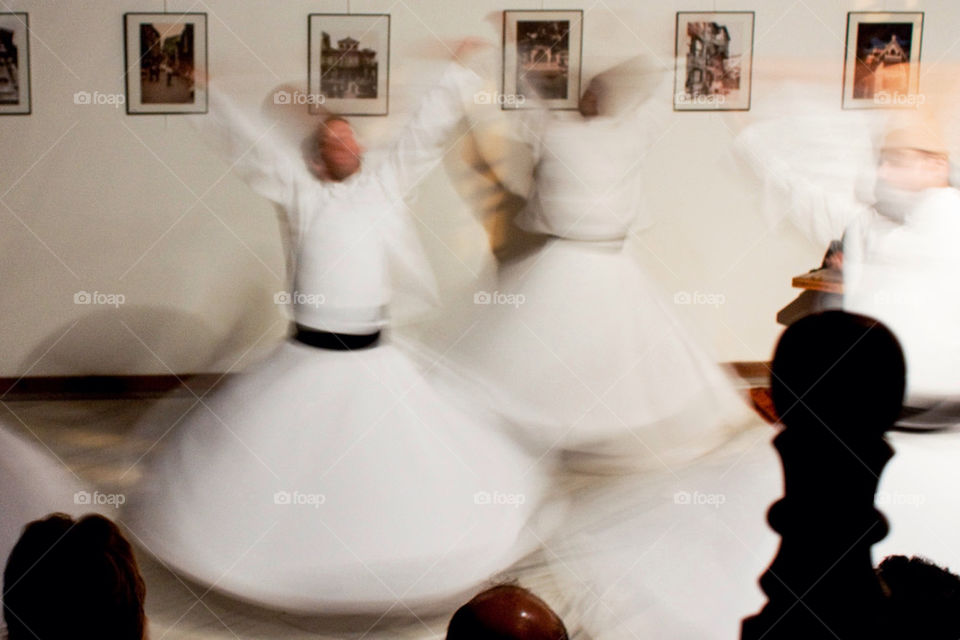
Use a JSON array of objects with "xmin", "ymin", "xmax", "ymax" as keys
[{"xmin": 293, "ymin": 324, "xmax": 380, "ymax": 351}]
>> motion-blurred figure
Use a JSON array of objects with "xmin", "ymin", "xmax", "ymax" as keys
[
  {"xmin": 125, "ymin": 46, "xmax": 550, "ymax": 615},
  {"xmin": 448, "ymin": 58, "xmax": 751, "ymax": 471},
  {"xmin": 842, "ymin": 118, "xmax": 960, "ymax": 403},
  {"xmin": 737, "ymin": 88, "xmax": 960, "ymax": 410}
]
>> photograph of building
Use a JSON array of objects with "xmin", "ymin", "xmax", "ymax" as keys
[
  {"xmin": 320, "ymin": 31, "xmax": 379, "ymax": 99},
  {"xmin": 684, "ymin": 21, "xmax": 739, "ymax": 98},
  {"xmin": 852, "ymin": 24, "xmax": 913, "ymax": 99}
]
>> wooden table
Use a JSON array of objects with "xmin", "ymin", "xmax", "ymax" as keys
[
  {"xmin": 792, "ymin": 268, "xmax": 843, "ymax": 294},
  {"xmin": 777, "ymin": 268, "xmax": 843, "ymax": 325}
]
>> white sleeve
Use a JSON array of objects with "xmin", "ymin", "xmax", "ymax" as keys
[
  {"xmin": 195, "ymin": 88, "xmax": 298, "ymax": 206},
  {"xmin": 735, "ymin": 115, "xmax": 877, "ymax": 246},
  {"xmin": 376, "ymin": 63, "xmax": 484, "ymax": 199}
]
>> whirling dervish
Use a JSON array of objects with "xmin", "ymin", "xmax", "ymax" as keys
[
  {"xmin": 124, "ymin": 43, "xmax": 551, "ymax": 616},
  {"xmin": 736, "ymin": 88, "xmax": 960, "ymax": 412},
  {"xmin": 444, "ymin": 57, "xmax": 752, "ymax": 471}
]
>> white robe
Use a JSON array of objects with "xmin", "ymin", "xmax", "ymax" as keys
[
  {"xmin": 124, "ymin": 65, "xmax": 556, "ymax": 615},
  {"xmin": 844, "ymin": 188, "xmax": 960, "ymax": 402},
  {"xmin": 445, "ymin": 87, "xmax": 751, "ymax": 472}
]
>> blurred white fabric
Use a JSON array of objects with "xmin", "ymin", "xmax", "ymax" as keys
[
  {"xmin": 445, "ymin": 67, "xmax": 751, "ymax": 472},
  {"xmin": 125, "ymin": 338, "xmax": 552, "ymax": 614},
  {"xmin": 125, "ymin": 63, "xmax": 554, "ymax": 615},
  {"xmin": 844, "ymin": 188, "xmax": 960, "ymax": 401}
]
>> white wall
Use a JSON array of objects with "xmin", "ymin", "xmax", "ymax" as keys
[{"xmin": 0, "ymin": 0, "xmax": 949, "ymax": 376}]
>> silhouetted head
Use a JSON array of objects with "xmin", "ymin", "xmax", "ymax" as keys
[
  {"xmin": 317, "ymin": 116, "xmax": 362, "ymax": 180},
  {"xmin": 878, "ymin": 555, "xmax": 960, "ymax": 639},
  {"xmin": 446, "ymin": 584, "xmax": 568, "ymax": 640},
  {"xmin": 770, "ymin": 311, "xmax": 905, "ymax": 433},
  {"xmin": 3, "ymin": 513, "xmax": 147, "ymax": 640}
]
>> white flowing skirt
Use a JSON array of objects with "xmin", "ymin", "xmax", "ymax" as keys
[
  {"xmin": 124, "ymin": 339, "xmax": 549, "ymax": 615},
  {"xmin": 447, "ymin": 238, "xmax": 752, "ymax": 471}
]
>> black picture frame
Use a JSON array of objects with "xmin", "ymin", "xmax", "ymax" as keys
[
  {"xmin": 123, "ymin": 12, "xmax": 208, "ymax": 115},
  {"xmin": 0, "ymin": 12, "xmax": 31, "ymax": 115},
  {"xmin": 501, "ymin": 9, "xmax": 583, "ymax": 111},
  {"xmin": 842, "ymin": 11, "xmax": 924, "ymax": 110}
]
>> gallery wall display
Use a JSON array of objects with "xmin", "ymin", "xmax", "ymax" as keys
[
  {"xmin": 0, "ymin": 12, "xmax": 31, "ymax": 115},
  {"xmin": 674, "ymin": 11, "xmax": 754, "ymax": 111},
  {"xmin": 123, "ymin": 12, "xmax": 208, "ymax": 115},
  {"xmin": 308, "ymin": 13, "xmax": 390, "ymax": 116},
  {"xmin": 502, "ymin": 9, "xmax": 583, "ymax": 110},
  {"xmin": 842, "ymin": 12, "xmax": 924, "ymax": 109}
]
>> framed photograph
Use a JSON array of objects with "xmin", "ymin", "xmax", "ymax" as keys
[
  {"xmin": 0, "ymin": 12, "xmax": 31, "ymax": 115},
  {"xmin": 843, "ymin": 12, "xmax": 923, "ymax": 109},
  {"xmin": 123, "ymin": 13, "xmax": 207, "ymax": 115},
  {"xmin": 674, "ymin": 11, "xmax": 754, "ymax": 111},
  {"xmin": 502, "ymin": 10, "xmax": 583, "ymax": 110},
  {"xmin": 308, "ymin": 14, "xmax": 390, "ymax": 116}
]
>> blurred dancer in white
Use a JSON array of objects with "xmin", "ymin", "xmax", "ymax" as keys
[
  {"xmin": 738, "ymin": 107, "xmax": 960, "ymax": 408},
  {"xmin": 449, "ymin": 59, "xmax": 751, "ymax": 471},
  {"xmin": 125, "ymin": 44, "xmax": 549, "ymax": 616},
  {"xmin": 843, "ymin": 120, "xmax": 960, "ymax": 403}
]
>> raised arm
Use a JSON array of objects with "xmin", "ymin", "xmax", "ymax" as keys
[
  {"xmin": 734, "ymin": 111, "xmax": 877, "ymax": 246},
  {"xmin": 376, "ymin": 52, "xmax": 485, "ymax": 199},
  {"xmin": 196, "ymin": 85, "xmax": 298, "ymax": 207}
]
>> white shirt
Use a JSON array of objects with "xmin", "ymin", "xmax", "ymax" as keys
[
  {"xmin": 204, "ymin": 65, "xmax": 482, "ymax": 334},
  {"xmin": 514, "ymin": 86, "xmax": 668, "ymax": 241},
  {"xmin": 844, "ymin": 188, "xmax": 960, "ymax": 400}
]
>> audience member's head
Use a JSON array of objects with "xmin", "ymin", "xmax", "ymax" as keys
[
  {"xmin": 770, "ymin": 310, "xmax": 905, "ymax": 435},
  {"xmin": 3, "ymin": 512, "xmax": 146, "ymax": 640},
  {"xmin": 446, "ymin": 584, "xmax": 568, "ymax": 640},
  {"xmin": 877, "ymin": 554, "xmax": 960, "ymax": 639}
]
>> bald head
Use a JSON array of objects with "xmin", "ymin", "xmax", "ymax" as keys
[
  {"xmin": 446, "ymin": 585, "xmax": 568, "ymax": 640},
  {"xmin": 316, "ymin": 116, "xmax": 362, "ymax": 181}
]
